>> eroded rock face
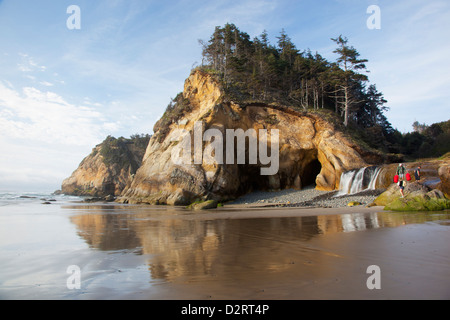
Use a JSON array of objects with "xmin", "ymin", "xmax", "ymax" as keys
[
  {"xmin": 62, "ymin": 137, "xmax": 148, "ymax": 197},
  {"xmin": 120, "ymin": 70, "xmax": 383, "ymax": 205},
  {"xmin": 62, "ymin": 147, "xmax": 128, "ymax": 197},
  {"xmin": 438, "ymin": 163, "xmax": 450, "ymax": 196}
]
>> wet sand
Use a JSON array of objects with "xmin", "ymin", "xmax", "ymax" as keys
[{"xmin": 0, "ymin": 198, "xmax": 449, "ymax": 300}]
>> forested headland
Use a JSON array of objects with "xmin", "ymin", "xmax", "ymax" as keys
[{"xmin": 183, "ymin": 23, "xmax": 448, "ymax": 160}]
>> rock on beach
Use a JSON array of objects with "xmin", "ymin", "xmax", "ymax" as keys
[{"xmin": 229, "ymin": 185, "xmax": 384, "ymax": 209}]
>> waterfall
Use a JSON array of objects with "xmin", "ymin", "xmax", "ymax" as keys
[
  {"xmin": 335, "ymin": 166, "xmax": 381, "ymax": 196},
  {"xmin": 368, "ymin": 167, "xmax": 382, "ymax": 190}
]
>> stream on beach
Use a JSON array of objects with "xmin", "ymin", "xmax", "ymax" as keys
[{"xmin": 0, "ymin": 194, "xmax": 449, "ymax": 300}]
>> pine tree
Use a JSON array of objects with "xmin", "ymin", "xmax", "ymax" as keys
[
  {"xmin": 197, "ymin": 25, "xmax": 393, "ymax": 144},
  {"xmin": 331, "ymin": 35, "xmax": 369, "ymax": 127}
]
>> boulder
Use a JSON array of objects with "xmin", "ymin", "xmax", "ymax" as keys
[
  {"xmin": 373, "ymin": 183, "xmax": 402, "ymax": 206},
  {"xmin": 438, "ymin": 163, "xmax": 450, "ymax": 197},
  {"xmin": 104, "ymin": 194, "xmax": 116, "ymax": 202},
  {"xmin": 380, "ymin": 181, "xmax": 450, "ymax": 211},
  {"xmin": 188, "ymin": 200, "xmax": 219, "ymax": 210},
  {"xmin": 167, "ymin": 189, "xmax": 193, "ymax": 206}
]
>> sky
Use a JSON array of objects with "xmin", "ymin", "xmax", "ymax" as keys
[{"xmin": 0, "ymin": 0, "xmax": 449, "ymax": 192}]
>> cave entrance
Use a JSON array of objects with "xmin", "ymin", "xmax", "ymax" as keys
[
  {"xmin": 236, "ymin": 157, "xmax": 322, "ymax": 195},
  {"xmin": 237, "ymin": 164, "xmax": 271, "ymax": 194},
  {"xmin": 301, "ymin": 159, "xmax": 322, "ymax": 188}
]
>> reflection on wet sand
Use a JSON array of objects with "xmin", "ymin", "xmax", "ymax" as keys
[{"xmin": 67, "ymin": 204, "xmax": 450, "ymax": 288}]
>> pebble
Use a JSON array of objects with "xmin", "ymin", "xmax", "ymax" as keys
[{"xmin": 229, "ymin": 186, "xmax": 385, "ymax": 208}]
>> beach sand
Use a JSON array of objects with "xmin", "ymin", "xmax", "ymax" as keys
[
  {"xmin": 0, "ymin": 191, "xmax": 449, "ymax": 300},
  {"xmin": 123, "ymin": 205, "xmax": 450, "ymax": 300}
]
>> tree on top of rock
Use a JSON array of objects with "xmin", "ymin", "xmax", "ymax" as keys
[
  {"xmin": 330, "ymin": 35, "xmax": 369, "ymax": 127},
  {"xmin": 195, "ymin": 24, "xmax": 398, "ymax": 152}
]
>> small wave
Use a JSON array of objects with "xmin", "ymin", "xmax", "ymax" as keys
[{"xmin": 0, "ymin": 192, "xmax": 84, "ymax": 206}]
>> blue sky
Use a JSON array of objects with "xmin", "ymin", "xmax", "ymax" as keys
[{"xmin": 0, "ymin": 0, "xmax": 449, "ymax": 192}]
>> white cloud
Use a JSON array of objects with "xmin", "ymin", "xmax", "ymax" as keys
[
  {"xmin": 0, "ymin": 82, "xmax": 111, "ymax": 146},
  {"xmin": 0, "ymin": 137, "xmax": 91, "ymax": 192},
  {"xmin": 1, "ymin": 0, "xmax": 448, "ymax": 192},
  {"xmin": 17, "ymin": 53, "xmax": 46, "ymax": 72},
  {"xmin": 0, "ymin": 80, "xmax": 125, "ymax": 191},
  {"xmin": 40, "ymin": 81, "xmax": 54, "ymax": 87}
]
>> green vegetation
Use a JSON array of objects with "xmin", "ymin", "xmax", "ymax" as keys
[
  {"xmin": 384, "ymin": 196, "xmax": 450, "ymax": 212},
  {"xmin": 400, "ymin": 120, "xmax": 450, "ymax": 159},
  {"xmin": 99, "ymin": 134, "xmax": 150, "ymax": 171},
  {"xmin": 130, "ymin": 133, "xmax": 152, "ymax": 149},
  {"xmin": 151, "ymin": 23, "xmax": 449, "ymax": 160},
  {"xmin": 375, "ymin": 183, "xmax": 450, "ymax": 212},
  {"xmin": 186, "ymin": 199, "xmax": 219, "ymax": 210},
  {"xmin": 153, "ymin": 93, "xmax": 192, "ymax": 143},
  {"xmin": 197, "ymin": 23, "xmax": 395, "ymax": 153}
]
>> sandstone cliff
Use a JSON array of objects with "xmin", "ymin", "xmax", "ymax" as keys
[
  {"xmin": 119, "ymin": 70, "xmax": 386, "ymax": 205},
  {"xmin": 62, "ymin": 135, "xmax": 150, "ymax": 197}
]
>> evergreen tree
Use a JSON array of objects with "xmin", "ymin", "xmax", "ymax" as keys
[
  {"xmin": 331, "ymin": 35, "xmax": 369, "ymax": 127},
  {"xmin": 197, "ymin": 24, "xmax": 397, "ymax": 152}
]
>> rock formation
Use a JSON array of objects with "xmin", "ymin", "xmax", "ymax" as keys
[
  {"xmin": 371, "ymin": 156, "xmax": 450, "ymax": 192},
  {"xmin": 438, "ymin": 162, "xmax": 450, "ymax": 197},
  {"xmin": 119, "ymin": 70, "xmax": 386, "ymax": 205},
  {"xmin": 374, "ymin": 160, "xmax": 443, "ymax": 189},
  {"xmin": 374, "ymin": 181, "xmax": 450, "ymax": 211},
  {"xmin": 371, "ymin": 155, "xmax": 450, "ymax": 211},
  {"xmin": 62, "ymin": 135, "xmax": 149, "ymax": 198}
]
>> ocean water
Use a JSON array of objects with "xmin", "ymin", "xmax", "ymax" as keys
[
  {"xmin": 0, "ymin": 192, "xmax": 79, "ymax": 202},
  {"xmin": 0, "ymin": 191, "xmax": 449, "ymax": 300}
]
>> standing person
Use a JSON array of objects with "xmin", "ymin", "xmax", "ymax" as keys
[
  {"xmin": 415, "ymin": 166, "xmax": 421, "ymax": 181},
  {"xmin": 396, "ymin": 163, "xmax": 407, "ymax": 198},
  {"xmin": 398, "ymin": 179, "xmax": 405, "ymax": 198},
  {"xmin": 396, "ymin": 163, "xmax": 406, "ymax": 180}
]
